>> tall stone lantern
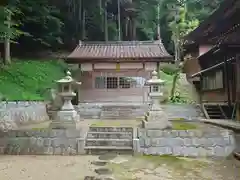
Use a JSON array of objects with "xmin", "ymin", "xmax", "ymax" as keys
[
  {"xmin": 142, "ymin": 70, "xmax": 172, "ymax": 129},
  {"xmin": 50, "ymin": 71, "xmax": 81, "ymax": 129}
]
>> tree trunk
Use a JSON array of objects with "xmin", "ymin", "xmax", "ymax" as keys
[
  {"xmin": 117, "ymin": 0, "xmax": 121, "ymax": 41},
  {"xmin": 170, "ymin": 72, "xmax": 179, "ymax": 97},
  {"xmin": 81, "ymin": 9, "xmax": 86, "ymax": 40},
  {"xmin": 4, "ymin": 11, "xmax": 11, "ymax": 65},
  {"xmin": 104, "ymin": 2, "xmax": 108, "ymax": 41}
]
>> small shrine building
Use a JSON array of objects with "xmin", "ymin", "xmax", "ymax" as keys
[{"xmin": 66, "ymin": 40, "xmax": 172, "ymax": 103}]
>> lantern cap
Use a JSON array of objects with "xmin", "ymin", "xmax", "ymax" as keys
[
  {"xmin": 146, "ymin": 70, "xmax": 165, "ymax": 85},
  {"xmin": 56, "ymin": 70, "xmax": 81, "ymax": 85}
]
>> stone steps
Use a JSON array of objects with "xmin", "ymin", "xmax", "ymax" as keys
[
  {"xmin": 86, "ymin": 139, "xmax": 133, "ymax": 147},
  {"xmin": 85, "ymin": 126, "xmax": 134, "ymax": 154},
  {"xmin": 89, "ymin": 127, "xmax": 133, "ymax": 132},
  {"xmin": 87, "ymin": 132, "xmax": 133, "ymax": 139}
]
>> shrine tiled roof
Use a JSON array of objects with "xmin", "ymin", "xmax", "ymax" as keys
[{"xmin": 66, "ymin": 41, "xmax": 172, "ymax": 62}]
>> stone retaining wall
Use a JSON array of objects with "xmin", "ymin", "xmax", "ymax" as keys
[
  {"xmin": 76, "ymin": 103, "xmax": 203, "ymax": 120},
  {"xmin": 0, "ymin": 101, "xmax": 49, "ymax": 131},
  {"xmin": 0, "ymin": 129, "xmax": 86, "ymax": 155},
  {"xmin": 138, "ymin": 129, "xmax": 236, "ymax": 157}
]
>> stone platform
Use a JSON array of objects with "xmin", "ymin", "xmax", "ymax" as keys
[
  {"xmin": 75, "ymin": 103, "xmax": 203, "ymax": 120},
  {"xmin": 138, "ymin": 124, "xmax": 236, "ymax": 157},
  {"xmin": 0, "ymin": 121, "xmax": 236, "ymax": 157}
]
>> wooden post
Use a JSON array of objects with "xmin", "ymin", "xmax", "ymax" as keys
[{"xmin": 224, "ymin": 57, "xmax": 231, "ymax": 107}]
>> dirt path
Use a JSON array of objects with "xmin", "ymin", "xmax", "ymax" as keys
[{"xmin": 0, "ymin": 155, "xmax": 239, "ymax": 180}]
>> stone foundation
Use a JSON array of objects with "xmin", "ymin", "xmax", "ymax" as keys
[
  {"xmin": 0, "ymin": 126, "xmax": 236, "ymax": 157},
  {"xmin": 0, "ymin": 129, "xmax": 86, "ymax": 155},
  {"xmin": 138, "ymin": 128, "xmax": 236, "ymax": 157},
  {"xmin": 76, "ymin": 103, "xmax": 203, "ymax": 120},
  {"xmin": 0, "ymin": 101, "xmax": 49, "ymax": 131}
]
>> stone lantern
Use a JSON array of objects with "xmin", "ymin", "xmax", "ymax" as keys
[
  {"xmin": 50, "ymin": 71, "xmax": 81, "ymax": 129},
  {"xmin": 142, "ymin": 70, "xmax": 172, "ymax": 129}
]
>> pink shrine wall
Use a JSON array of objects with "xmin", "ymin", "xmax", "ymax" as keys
[{"xmin": 79, "ymin": 69, "xmax": 151, "ymax": 103}]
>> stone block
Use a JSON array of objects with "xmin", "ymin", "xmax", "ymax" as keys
[
  {"xmin": 0, "ymin": 146, "xmax": 5, "ymax": 154},
  {"xmin": 224, "ymin": 146, "xmax": 235, "ymax": 156},
  {"xmin": 205, "ymin": 147, "xmax": 215, "ymax": 156},
  {"xmin": 169, "ymin": 137, "xmax": 184, "ymax": 146},
  {"xmin": 214, "ymin": 137, "xmax": 230, "ymax": 146},
  {"xmin": 66, "ymin": 129, "xmax": 81, "ymax": 138},
  {"xmin": 29, "ymin": 137, "xmax": 37, "ymax": 146},
  {"xmin": 52, "ymin": 138, "xmax": 68, "ymax": 148},
  {"xmin": 147, "ymin": 129, "xmax": 163, "ymax": 137},
  {"xmin": 186, "ymin": 130, "xmax": 196, "ymax": 137},
  {"xmin": 43, "ymin": 138, "xmax": 52, "ymax": 147},
  {"xmin": 49, "ymin": 129, "xmax": 66, "ymax": 138},
  {"xmin": 133, "ymin": 138, "xmax": 140, "ymax": 155},
  {"xmin": 156, "ymin": 147, "xmax": 172, "ymax": 155},
  {"xmin": 167, "ymin": 130, "xmax": 179, "ymax": 137},
  {"xmin": 77, "ymin": 138, "xmax": 85, "ymax": 154},
  {"xmin": 66, "ymin": 147, "xmax": 77, "ymax": 155},
  {"xmin": 213, "ymin": 146, "xmax": 226, "ymax": 157},
  {"xmin": 139, "ymin": 138, "xmax": 145, "ymax": 147},
  {"xmin": 197, "ymin": 147, "xmax": 208, "ymax": 157},
  {"xmin": 54, "ymin": 147, "xmax": 62, "ymax": 155},
  {"xmin": 183, "ymin": 147, "xmax": 198, "ymax": 157},
  {"xmin": 220, "ymin": 130, "xmax": 230, "ymax": 138},
  {"xmin": 193, "ymin": 130, "xmax": 203, "ymax": 138},
  {"xmin": 178, "ymin": 130, "xmax": 189, "ymax": 137},
  {"xmin": 35, "ymin": 137, "xmax": 44, "ymax": 147},
  {"xmin": 203, "ymin": 131, "xmax": 221, "ymax": 138},
  {"xmin": 229, "ymin": 135, "xmax": 235, "ymax": 145},
  {"xmin": 144, "ymin": 138, "xmax": 151, "ymax": 147},
  {"xmin": 150, "ymin": 138, "xmax": 169, "ymax": 147},
  {"xmin": 68, "ymin": 139, "xmax": 77, "ymax": 149},
  {"xmin": 6, "ymin": 131, "xmax": 17, "ymax": 138},
  {"xmin": 0, "ymin": 138, "xmax": 7, "ymax": 146},
  {"xmin": 137, "ymin": 129, "xmax": 146, "ymax": 138},
  {"xmin": 172, "ymin": 146, "xmax": 184, "ymax": 156},
  {"xmin": 43, "ymin": 147, "xmax": 54, "ymax": 155},
  {"xmin": 183, "ymin": 138, "xmax": 192, "ymax": 146}
]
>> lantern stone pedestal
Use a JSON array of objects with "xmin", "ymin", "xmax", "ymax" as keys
[
  {"xmin": 142, "ymin": 71, "xmax": 172, "ymax": 129},
  {"xmin": 50, "ymin": 71, "xmax": 81, "ymax": 129}
]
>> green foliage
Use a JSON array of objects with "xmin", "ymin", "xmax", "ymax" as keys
[
  {"xmin": 160, "ymin": 63, "xmax": 178, "ymax": 75},
  {"xmin": 0, "ymin": 60, "xmax": 67, "ymax": 100}
]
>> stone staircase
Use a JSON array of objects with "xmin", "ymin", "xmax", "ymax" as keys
[{"xmin": 85, "ymin": 127, "xmax": 134, "ymax": 154}]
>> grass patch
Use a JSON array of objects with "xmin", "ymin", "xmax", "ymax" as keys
[
  {"xmin": 139, "ymin": 154, "xmax": 184, "ymax": 166},
  {"xmin": 172, "ymin": 121, "xmax": 197, "ymax": 130},
  {"xmin": 0, "ymin": 59, "xmax": 67, "ymax": 100},
  {"xmin": 90, "ymin": 119, "xmax": 197, "ymax": 130},
  {"xmin": 90, "ymin": 119, "xmax": 141, "ymax": 127}
]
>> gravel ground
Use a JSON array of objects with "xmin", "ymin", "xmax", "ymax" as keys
[{"xmin": 0, "ymin": 155, "xmax": 240, "ymax": 180}]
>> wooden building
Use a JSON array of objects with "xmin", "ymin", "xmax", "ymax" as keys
[
  {"xmin": 66, "ymin": 40, "xmax": 172, "ymax": 103},
  {"xmin": 183, "ymin": 0, "xmax": 240, "ymax": 120}
]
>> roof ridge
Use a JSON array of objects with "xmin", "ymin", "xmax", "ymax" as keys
[{"xmin": 79, "ymin": 40, "xmax": 161, "ymax": 46}]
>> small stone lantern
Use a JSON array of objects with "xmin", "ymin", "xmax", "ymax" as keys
[
  {"xmin": 142, "ymin": 70, "xmax": 172, "ymax": 129},
  {"xmin": 50, "ymin": 71, "xmax": 81, "ymax": 129}
]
